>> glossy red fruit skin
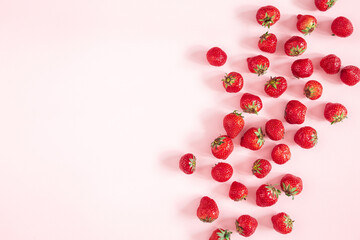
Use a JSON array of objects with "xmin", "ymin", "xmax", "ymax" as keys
[
  {"xmin": 272, "ymin": 212, "xmax": 294, "ymax": 234},
  {"xmin": 235, "ymin": 215, "xmax": 258, "ymax": 237},
  {"xmin": 222, "ymin": 72, "xmax": 244, "ymax": 93},
  {"xmin": 331, "ymin": 16, "xmax": 353, "ymax": 38},
  {"xmin": 284, "ymin": 100, "xmax": 307, "ymax": 124},
  {"xmin": 179, "ymin": 153, "xmax": 196, "ymax": 174},
  {"xmin": 240, "ymin": 127, "xmax": 265, "ymax": 151},
  {"xmin": 264, "ymin": 76, "xmax": 287, "ymax": 98},
  {"xmin": 304, "ymin": 80, "xmax": 323, "ymax": 100},
  {"xmin": 240, "ymin": 93, "xmax": 263, "ymax": 114},
  {"xmin": 229, "ymin": 181, "xmax": 248, "ymax": 201},
  {"xmin": 256, "ymin": 184, "xmax": 281, "ymax": 207},
  {"xmin": 297, "ymin": 14, "xmax": 317, "ymax": 35},
  {"xmin": 320, "ymin": 54, "xmax": 341, "ymax": 74},
  {"xmin": 209, "ymin": 228, "xmax": 232, "ymax": 240},
  {"xmin": 252, "ymin": 159, "xmax": 272, "ymax": 178},
  {"xmin": 294, "ymin": 126, "xmax": 318, "ymax": 149},
  {"xmin": 256, "ymin": 5, "xmax": 280, "ymax": 28},
  {"xmin": 211, "ymin": 135, "xmax": 234, "ymax": 160},
  {"xmin": 340, "ymin": 65, "xmax": 360, "ymax": 86},
  {"xmin": 207, "ymin": 47, "xmax": 227, "ymax": 66},
  {"xmin": 281, "ymin": 174, "xmax": 303, "ymax": 199},
  {"xmin": 223, "ymin": 111, "xmax": 245, "ymax": 138},
  {"xmin": 291, "ymin": 58, "xmax": 314, "ymax": 78},
  {"xmin": 272, "ymin": 144, "xmax": 291, "ymax": 165},
  {"xmin": 258, "ymin": 32, "xmax": 277, "ymax": 53},
  {"xmin": 212, "ymin": 162, "xmax": 233, "ymax": 182},
  {"xmin": 284, "ymin": 36, "xmax": 307, "ymax": 56},
  {"xmin": 265, "ymin": 119, "xmax": 285, "ymax": 141},
  {"xmin": 315, "ymin": 0, "xmax": 337, "ymax": 11},
  {"xmin": 197, "ymin": 196, "xmax": 219, "ymax": 223},
  {"xmin": 324, "ymin": 103, "xmax": 348, "ymax": 124},
  {"xmin": 247, "ymin": 55, "xmax": 270, "ymax": 76}
]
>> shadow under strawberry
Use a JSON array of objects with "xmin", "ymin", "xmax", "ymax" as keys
[
  {"xmin": 159, "ymin": 150, "xmax": 185, "ymax": 172},
  {"xmin": 186, "ymin": 45, "xmax": 209, "ymax": 66},
  {"xmin": 307, "ymin": 101, "xmax": 327, "ymax": 121},
  {"xmin": 201, "ymin": 71, "xmax": 228, "ymax": 93},
  {"xmin": 291, "ymin": 0, "xmax": 317, "ymax": 11}
]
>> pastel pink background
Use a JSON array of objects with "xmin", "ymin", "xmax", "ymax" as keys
[{"xmin": 0, "ymin": 0, "xmax": 359, "ymax": 239}]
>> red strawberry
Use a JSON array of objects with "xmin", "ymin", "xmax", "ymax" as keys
[
  {"xmin": 197, "ymin": 196, "xmax": 219, "ymax": 223},
  {"xmin": 331, "ymin": 16, "xmax": 353, "ymax": 38},
  {"xmin": 272, "ymin": 212, "xmax": 294, "ymax": 234},
  {"xmin": 258, "ymin": 32, "xmax": 277, "ymax": 53},
  {"xmin": 294, "ymin": 126, "xmax": 318, "ymax": 149},
  {"xmin": 256, "ymin": 6, "xmax": 280, "ymax": 28},
  {"xmin": 209, "ymin": 228, "xmax": 232, "ymax": 240},
  {"xmin": 179, "ymin": 153, "xmax": 196, "ymax": 174},
  {"xmin": 284, "ymin": 36, "xmax": 307, "ymax": 57},
  {"xmin": 240, "ymin": 93, "xmax": 263, "ymax": 114},
  {"xmin": 235, "ymin": 215, "xmax": 258, "ymax": 237},
  {"xmin": 265, "ymin": 119, "xmax": 285, "ymax": 141},
  {"xmin": 340, "ymin": 65, "xmax": 360, "ymax": 86},
  {"xmin": 280, "ymin": 174, "xmax": 303, "ymax": 199},
  {"xmin": 291, "ymin": 58, "xmax": 314, "ymax": 78},
  {"xmin": 252, "ymin": 159, "xmax": 272, "ymax": 179},
  {"xmin": 229, "ymin": 181, "xmax": 248, "ymax": 201},
  {"xmin": 304, "ymin": 80, "xmax": 323, "ymax": 100},
  {"xmin": 271, "ymin": 144, "xmax": 291, "ymax": 165},
  {"xmin": 247, "ymin": 55, "xmax": 270, "ymax": 76},
  {"xmin": 221, "ymin": 72, "xmax": 243, "ymax": 93},
  {"xmin": 223, "ymin": 111, "xmax": 245, "ymax": 138},
  {"xmin": 284, "ymin": 100, "xmax": 307, "ymax": 124},
  {"xmin": 207, "ymin": 47, "xmax": 227, "ymax": 66},
  {"xmin": 320, "ymin": 54, "xmax": 341, "ymax": 74},
  {"xmin": 212, "ymin": 162, "xmax": 233, "ymax": 182},
  {"xmin": 264, "ymin": 76, "xmax": 287, "ymax": 98},
  {"xmin": 315, "ymin": 0, "xmax": 337, "ymax": 11},
  {"xmin": 256, "ymin": 184, "xmax": 281, "ymax": 207},
  {"xmin": 211, "ymin": 135, "xmax": 234, "ymax": 160},
  {"xmin": 296, "ymin": 14, "xmax": 317, "ymax": 35},
  {"xmin": 324, "ymin": 102, "xmax": 348, "ymax": 124},
  {"xmin": 240, "ymin": 127, "xmax": 265, "ymax": 151}
]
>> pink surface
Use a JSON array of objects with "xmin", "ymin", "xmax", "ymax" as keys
[{"xmin": 0, "ymin": 0, "xmax": 359, "ymax": 239}]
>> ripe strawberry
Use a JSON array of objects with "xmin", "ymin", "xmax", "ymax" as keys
[
  {"xmin": 212, "ymin": 162, "xmax": 233, "ymax": 182},
  {"xmin": 207, "ymin": 47, "xmax": 227, "ymax": 66},
  {"xmin": 209, "ymin": 228, "xmax": 232, "ymax": 240},
  {"xmin": 296, "ymin": 14, "xmax": 317, "ymax": 35},
  {"xmin": 324, "ymin": 102, "xmax": 348, "ymax": 124},
  {"xmin": 256, "ymin": 6, "xmax": 280, "ymax": 28},
  {"xmin": 221, "ymin": 72, "xmax": 243, "ymax": 93},
  {"xmin": 179, "ymin": 153, "xmax": 196, "ymax": 174},
  {"xmin": 284, "ymin": 100, "xmax": 307, "ymax": 124},
  {"xmin": 223, "ymin": 111, "xmax": 245, "ymax": 138},
  {"xmin": 211, "ymin": 135, "xmax": 234, "ymax": 160},
  {"xmin": 304, "ymin": 80, "xmax": 323, "ymax": 100},
  {"xmin": 294, "ymin": 126, "xmax": 318, "ymax": 149},
  {"xmin": 229, "ymin": 181, "xmax": 248, "ymax": 201},
  {"xmin": 315, "ymin": 0, "xmax": 337, "ymax": 11},
  {"xmin": 291, "ymin": 58, "xmax": 314, "ymax": 78},
  {"xmin": 264, "ymin": 76, "xmax": 287, "ymax": 98},
  {"xmin": 240, "ymin": 93, "xmax": 263, "ymax": 114},
  {"xmin": 252, "ymin": 159, "xmax": 272, "ymax": 179},
  {"xmin": 258, "ymin": 32, "xmax": 277, "ymax": 53},
  {"xmin": 240, "ymin": 127, "xmax": 265, "ymax": 151},
  {"xmin": 235, "ymin": 215, "xmax": 258, "ymax": 237},
  {"xmin": 280, "ymin": 174, "xmax": 303, "ymax": 199},
  {"xmin": 197, "ymin": 196, "xmax": 219, "ymax": 223},
  {"xmin": 265, "ymin": 119, "xmax": 285, "ymax": 141},
  {"xmin": 272, "ymin": 212, "xmax": 294, "ymax": 234},
  {"xmin": 284, "ymin": 36, "xmax": 307, "ymax": 57},
  {"xmin": 331, "ymin": 16, "xmax": 353, "ymax": 38},
  {"xmin": 340, "ymin": 65, "xmax": 360, "ymax": 86},
  {"xmin": 256, "ymin": 184, "xmax": 281, "ymax": 207},
  {"xmin": 271, "ymin": 144, "xmax": 291, "ymax": 165},
  {"xmin": 247, "ymin": 55, "xmax": 270, "ymax": 76},
  {"xmin": 320, "ymin": 54, "xmax": 341, "ymax": 74}
]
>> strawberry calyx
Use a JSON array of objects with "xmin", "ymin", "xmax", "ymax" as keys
[
  {"xmin": 304, "ymin": 86, "xmax": 315, "ymax": 98},
  {"xmin": 284, "ymin": 215, "xmax": 294, "ymax": 229},
  {"xmin": 290, "ymin": 45, "xmax": 305, "ymax": 56},
  {"xmin": 331, "ymin": 112, "xmax": 347, "ymax": 124},
  {"xmin": 265, "ymin": 184, "xmax": 281, "ymax": 198},
  {"xmin": 254, "ymin": 64, "xmax": 268, "ymax": 76},
  {"xmin": 216, "ymin": 229, "xmax": 232, "ymax": 240},
  {"xmin": 235, "ymin": 220, "xmax": 246, "ymax": 236},
  {"xmin": 282, "ymin": 183, "xmax": 298, "ymax": 200},
  {"xmin": 266, "ymin": 77, "xmax": 280, "ymax": 89},
  {"xmin": 326, "ymin": 0, "xmax": 337, "ymax": 8},
  {"xmin": 222, "ymin": 74, "xmax": 236, "ymax": 89},
  {"xmin": 234, "ymin": 195, "xmax": 247, "ymax": 201},
  {"xmin": 200, "ymin": 216, "xmax": 214, "ymax": 223},
  {"xmin": 244, "ymin": 101, "xmax": 259, "ymax": 114},
  {"xmin": 211, "ymin": 136, "xmax": 226, "ymax": 149},
  {"xmin": 311, "ymin": 132, "xmax": 318, "ymax": 146},
  {"xmin": 189, "ymin": 157, "xmax": 196, "ymax": 172},
  {"xmin": 252, "ymin": 160, "xmax": 263, "ymax": 174},
  {"xmin": 255, "ymin": 128, "xmax": 265, "ymax": 147},
  {"xmin": 301, "ymin": 22, "xmax": 316, "ymax": 35},
  {"xmin": 259, "ymin": 12, "xmax": 275, "ymax": 28},
  {"xmin": 259, "ymin": 31, "xmax": 270, "ymax": 44},
  {"xmin": 232, "ymin": 110, "xmax": 244, "ymax": 118}
]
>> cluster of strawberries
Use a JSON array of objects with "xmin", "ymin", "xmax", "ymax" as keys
[{"xmin": 179, "ymin": 1, "xmax": 358, "ymax": 239}]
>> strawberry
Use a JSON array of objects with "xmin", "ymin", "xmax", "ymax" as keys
[
  {"xmin": 240, "ymin": 127, "xmax": 265, "ymax": 151},
  {"xmin": 240, "ymin": 93, "xmax": 263, "ymax": 114},
  {"xmin": 331, "ymin": 16, "xmax": 353, "ymax": 38},
  {"xmin": 280, "ymin": 174, "xmax": 303, "ymax": 199},
  {"xmin": 221, "ymin": 72, "xmax": 243, "ymax": 93},
  {"xmin": 252, "ymin": 159, "xmax": 272, "ymax": 179},
  {"xmin": 291, "ymin": 58, "xmax": 314, "ymax": 78},
  {"xmin": 209, "ymin": 228, "xmax": 232, "ymax": 240},
  {"xmin": 265, "ymin": 119, "xmax": 285, "ymax": 141},
  {"xmin": 324, "ymin": 102, "xmax": 348, "ymax": 124},
  {"xmin": 296, "ymin": 14, "xmax": 317, "ymax": 35},
  {"xmin": 197, "ymin": 196, "xmax": 219, "ymax": 223},
  {"xmin": 315, "ymin": 0, "xmax": 337, "ymax": 11},
  {"xmin": 223, "ymin": 111, "xmax": 245, "ymax": 138},
  {"xmin": 211, "ymin": 135, "xmax": 234, "ymax": 160},
  {"xmin": 211, "ymin": 162, "xmax": 233, "ymax": 182},
  {"xmin": 294, "ymin": 126, "xmax": 318, "ymax": 149},
  {"xmin": 304, "ymin": 80, "xmax": 323, "ymax": 100},
  {"xmin": 284, "ymin": 36, "xmax": 307, "ymax": 57},
  {"xmin": 229, "ymin": 181, "xmax": 248, "ymax": 201},
  {"xmin": 284, "ymin": 100, "xmax": 307, "ymax": 124},
  {"xmin": 271, "ymin": 144, "xmax": 291, "ymax": 165},
  {"xmin": 256, "ymin": 6, "xmax": 280, "ymax": 28},
  {"xmin": 179, "ymin": 153, "xmax": 196, "ymax": 174},
  {"xmin": 247, "ymin": 55, "xmax": 270, "ymax": 76},
  {"xmin": 258, "ymin": 32, "xmax": 277, "ymax": 53},
  {"xmin": 340, "ymin": 65, "xmax": 360, "ymax": 86},
  {"xmin": 264, "ymin": 76, "xmax": 287, "ymax": 98},
  {"xmin": 207, "ymin": 47, "xmax": 227, "ymax": 66},
  {"xmin": 271, "ymin": 212, "xmax": 294, "ymax": 234},
  {"xmin": 256, "ymin": 184, "xmax": 281, "ymax": 207},
  {"xmin": 235, "ymin": 215, "xmax": 258, "ymax": 237},
  {"xmin": 320, "ymin": 54, "xmax": 341, "ymax": 74}
]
